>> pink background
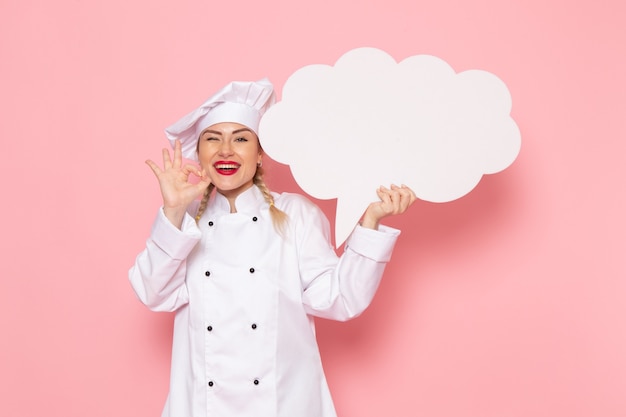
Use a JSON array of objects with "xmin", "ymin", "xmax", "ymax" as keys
[{"xmin": 1, "ymin": 0, "xmax": 624, "ymax": 416}]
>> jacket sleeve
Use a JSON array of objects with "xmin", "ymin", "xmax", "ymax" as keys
[
  {"xmin": 296, "ymin": 200, "xmax": 400, "ymax": 321},
  {"xmin": 128, "ymin": 207, "xmax": 202, "ymax": 312}
]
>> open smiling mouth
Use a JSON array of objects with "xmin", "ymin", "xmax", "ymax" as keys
[{"xmin": 214, "ymin": 163, "xmax": 240, "ymax": 175}]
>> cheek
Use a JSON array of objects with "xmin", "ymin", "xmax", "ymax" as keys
[{"xmin": 197, "ymin": 144, "xmax": 213, "ymax": 163}]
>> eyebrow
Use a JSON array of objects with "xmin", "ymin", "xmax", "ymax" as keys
[{"xmin": 203, "ymin": 127, "xmax": 254, "ymax": 135}]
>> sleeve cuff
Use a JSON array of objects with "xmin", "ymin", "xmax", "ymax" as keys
[
  {"xmin": 150, "ymin": 207, "xmax": 202, "ymax": 260},
  {"xmin": 345, "ymin": 224, "xmax": 401, "ymax": 262}
]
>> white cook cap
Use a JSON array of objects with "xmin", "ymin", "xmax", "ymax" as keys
[{"xmin": 164, "ymin": 78, "xmax": 275, "ymax": 161}]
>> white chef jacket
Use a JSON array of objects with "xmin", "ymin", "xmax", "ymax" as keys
[{"xmin": 129, "ymin": 185, "xmax": 400, "ymax": 417}]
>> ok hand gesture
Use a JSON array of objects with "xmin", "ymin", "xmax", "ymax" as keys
[{"xmin": 145, "ymin": 139, "xmax": 211, "ymax": 228}]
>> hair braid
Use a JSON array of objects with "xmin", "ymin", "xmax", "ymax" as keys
[
  {"xmin": 194, "ymin": 171, "xmax": 287, "ymax": 236},
  {"xmin": 195, "ymin": 184, "xmax": 214, "ymax": 222},
  {"xmin": 254, "ymin": 166, "xmax": 288, "ymax": 236}
]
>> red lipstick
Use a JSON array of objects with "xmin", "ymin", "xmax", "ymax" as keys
[{"xmin": 213, "ymin": 160, "xmax": 240, "ymax": 176}]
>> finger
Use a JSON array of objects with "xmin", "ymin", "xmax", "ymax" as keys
[
  {"xmin": 376, "ymin": 186, "xmax": 397, "ymax": 215},
  {"xmin": 400, "ymin": 184, "xmax": 417, "ymax": 205},
  {"xmin": 199, "ymin": 168, "xmax": 211, "ymax": 183},
  {"xmin": 172, "ymin": 139, "xmax": 182, "ymax": 168},
  {"xmin": 381, "ymin": 185, "xmax": 400, "ymax": 210},
  {"xmin": 390, "ymin": 188, "xmax": 409, "ymax": 212},
  {"xmin": 396, "ymin": 185, "xmax": 416, "ymax": 212},
  {"xmin": 376, "ymin": 186, "xmax": 392, "ymax": 204},
  {"xmin": 182, "ymin": 163, "xmax": 202, "ymax": 178},
  {"xmin": 195, "ymin": 178, "xmax": 212, "ymax": 193},
  {"xmin": 389, "ymin": 187, "xmax": 403, "ymax": 213},
  {"xmin": 145, "ymin": 159, "xmax": 163, "ymax": 177},
  {"xmin": 162, "ymin": 147, "xmax": 173, "ymax": 169},
  {"xmin": 402, "ymin": 184, "xmax": 416, "ymax": 196}
]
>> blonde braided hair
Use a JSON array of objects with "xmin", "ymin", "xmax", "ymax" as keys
[
  {"xmin": 194, "ymin": 167, "xmax": 288, "ymax": 236},
  {"xmin": 194, "ymin": 184, "xmax": 215, "ymax": 222},
  {"xmin": 254, "ymin": 166, "xmax": 288, "ymax": 235}
]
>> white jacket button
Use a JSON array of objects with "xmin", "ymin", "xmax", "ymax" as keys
[{"xmin": 249, "ymin": 267, "xmax": 255, "ymax": 273}]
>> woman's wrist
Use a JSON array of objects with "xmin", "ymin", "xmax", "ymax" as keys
[
  {"xmin": 163, "ymin": 205, "xmax": 187, "ymax": 229},
  {"xmin": 360, "ymin": 213, "xmax": 380, "ymax": 230}
]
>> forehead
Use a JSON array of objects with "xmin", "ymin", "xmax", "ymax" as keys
[{"xmin": 202, "ymin": 122, "xmax": 252, "ymax": 135}]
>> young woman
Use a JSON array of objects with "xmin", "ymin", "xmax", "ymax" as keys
[{"xmin": 129, "ymin": 79, "xmax": 415, "ymax": 417}]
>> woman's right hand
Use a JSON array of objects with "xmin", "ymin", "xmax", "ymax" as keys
[{"xmin": 145, "ymin": 139, "xmax": 211, "ymax": 228}]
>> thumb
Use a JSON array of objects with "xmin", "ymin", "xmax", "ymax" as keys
[{"xmin": 195, "ymin": 172, "xmax": 212, "ymax": 192}]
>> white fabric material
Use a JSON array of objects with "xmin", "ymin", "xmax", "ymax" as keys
[
  {"xmin": 164, "ymin": 79, "xmax": 275, "ymax": 162},
  {"xmin": 129, "ymin": 186, "xmax": 400, "ymax": 417}
]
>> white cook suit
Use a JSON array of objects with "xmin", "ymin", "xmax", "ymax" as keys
[{"xmin": 129, "ymin": 185, "xmax": 400, "ymax": 417}]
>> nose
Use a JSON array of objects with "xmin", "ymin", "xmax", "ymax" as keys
[{"xmin": 218, "ymin": 140, "xmax": 233, "ymax": 156}]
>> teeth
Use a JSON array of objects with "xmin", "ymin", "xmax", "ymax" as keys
[{"xmin": 215, "ymin": 164, "xmax": 239, "ymax": 169}]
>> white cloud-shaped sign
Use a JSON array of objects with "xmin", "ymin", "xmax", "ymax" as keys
[{"xmin": 259, "ymin": 47, "xmax": 521, "ymax": 246}]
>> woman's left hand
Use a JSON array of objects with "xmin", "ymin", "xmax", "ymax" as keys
[{"xmin": 360, "ymin": 184, "xmax": 417, "ymax": 230}]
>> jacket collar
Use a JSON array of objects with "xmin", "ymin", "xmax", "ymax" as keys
[{"xmin": 210, "ymin": 185, "xmax": 266, "ymax": 216}]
